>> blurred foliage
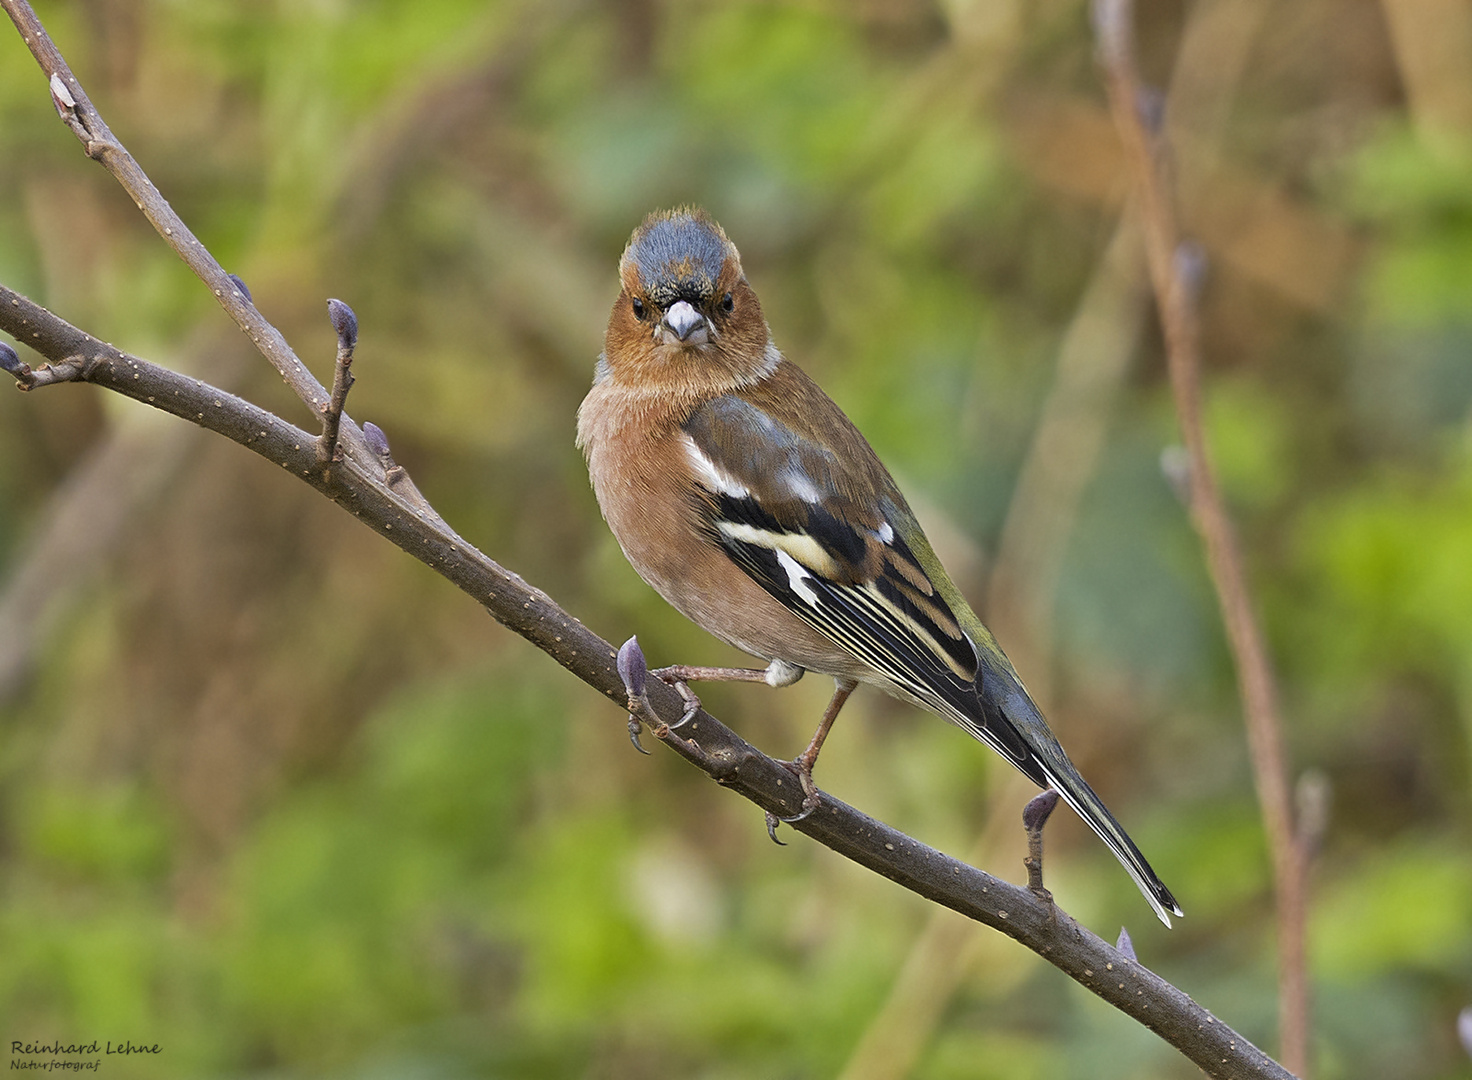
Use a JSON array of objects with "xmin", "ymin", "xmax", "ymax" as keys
[{"xmin": 2, "ymin": 0, "xmax": 1472, "ymax": 1077}]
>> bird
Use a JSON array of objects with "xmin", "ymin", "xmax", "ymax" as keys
[{"xmin": 578, "ymin": 207, "xmax": 1182, "ymax": 926}]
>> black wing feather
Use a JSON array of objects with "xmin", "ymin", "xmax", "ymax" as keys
[{"xmin": 707, "ymin": 502, "xmax": 1034, "ymax": 767}]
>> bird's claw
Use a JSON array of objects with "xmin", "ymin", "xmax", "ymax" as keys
[
  {"xmin": 762, "ymin": 756, "xmax": 824, "ymax": 842},
  {"xmin": 764, "ymin": 812, "xmax": 787, "ymax": 845},
  {"xmin": 764, "ymin": 802, "xmax": 816, "ymax": 836},
  {"xmin": 651, "ymin": 666, "xmax": 702, "ymax": 731},
  {"xmin": 627, "ymin": 716, "xmax": 650, "ymax": 755},
  {"xmin": 671, "ymin": 701, "xmax": 699, "ymax": 730},
  {"xmin": 776, "ymin": 757, "xmax": 823, "ymax": 823}
]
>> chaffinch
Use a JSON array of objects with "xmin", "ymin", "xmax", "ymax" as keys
[{"xmin": 578, "ymin": 207, "xmax": 1181, "ymax": 926}]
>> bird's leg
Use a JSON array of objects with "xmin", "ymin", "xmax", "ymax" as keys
[
  {"xmin": 778, "ymin": 677, "xmax": 857, "ymax": 822},
  {"xmin": 1022, "ymin": 789, "xmax": 1062, "ymax": 904},
  {"xmin": 651, "ymin": 658, "xmax": 804, "ymax": 730}
]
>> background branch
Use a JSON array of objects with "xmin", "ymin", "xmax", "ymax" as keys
[
  {"xmin": 1094, "ymin": 1, "xmax": 1311, "ymax": 1074},
  {"xmin": 838, "ymin": 4, "xmax": 1276, "ymax": 1074}
]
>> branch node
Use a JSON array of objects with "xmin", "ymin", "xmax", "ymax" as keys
[
  {"xmin": 1116, "ymin": 925, "xmax": 1138, "ymax": 961},
  {"xmin": 1, "ymin": 341, "xmax": 35, "ymax": 388},
  {"xmin": 362, "ymin": 419, "xmax": 413, "ymax": 488},
  {"xmin": 1159, "ymin": 444, "xmax": 1192, "ymax": 505},
  {"xmin": 48, "ymin": 70, "xmax": 74, "ymax": 111},
  {"xmin": 1174, "ymin": 239, "xmax": 1208, "ymax": 302},
  {"xmin": 1135, "ymin": 84, "xmax": 1166, "ymax": 135},
  {"xmin": 1, "ymin": 344, "xmax": 87, "ymax": 390},
  {"xmin": 1294, "ymin": 768, "xmax": 1332, "ymax": 860},
  {"xmin": 363, "ymin": 420, "xmax": 392, "ymax": 464}
]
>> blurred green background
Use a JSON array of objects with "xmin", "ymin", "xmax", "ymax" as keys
[{"xmin": 2, "ymin": 0, "xmax": 1471, "ymax": 1077}]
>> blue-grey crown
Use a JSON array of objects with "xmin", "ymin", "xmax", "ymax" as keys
[{"xmin": 626, "ymin": 210, "xmax": 730, "ymax": 306}]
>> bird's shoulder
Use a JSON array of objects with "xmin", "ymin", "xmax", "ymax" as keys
[
  {"xmin": 680, "ymin": 359, "xmax": 970, "ymax": 640},
  {"xmin": 680, "ymin": 358, "xmax": 899, "ymax": 529}
]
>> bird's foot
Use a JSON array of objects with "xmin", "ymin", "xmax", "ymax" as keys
[
  {"xmin": 617, "ymin": 638, "xmax": 701, "ymax": 736},
  {"xmin": 650, "ymin": 665, "xmax": 703, "ymax": 731},
  {"xmin": 760, "ymin": 757, "xmax": 823, "ymax": 845},
  {"xmin": 780, "ymin": 755, "xmax": 823, "ymax": 822},
  {"xmin": 781, "ymin": 677, "xmax": 851, "ymax": 827}
]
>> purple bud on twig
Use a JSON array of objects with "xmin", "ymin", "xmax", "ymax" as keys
[
  {"xmin": 617, "ymin": 636, "xmax": 647, "ymax": 700},
  {"xmin": 1023, "ymin": 789, "xmax": 1060, "ymax": 831},
  {"xmin": 49, "ymin": 72, "xmax": 75, "ymax": 112},
  {"xmin": 1160, "ymin": 444, "xmax": 1191, "ymax": 505},
  {"xmin": 1174, "ymin": 239, "xmax": 1208, "ymax": 301},
  {"xmin": 0, "ymin": 342, "xmax": 25, "ymax": 376},
  {"xmin": 1135, "ymin": 85, "xmax": 1166, "ymax": 134},
  {"xmin": 228, "ymin": 274, "xmax": 252, "ymax": 303},
  {"xmin": 1116, "ymin": 926, "xmax": 1137, "ymax": 961},
  {"xmin": 327, "ymin": 298, "xmax": 358, "ymax": 349},
  {"xmin": 363, "ymin": 421, "xmax": 391, "ymax": 459},
  {"xmin": 1295, "ymin": 768, "xmax": 1332, "ymax": 858}
]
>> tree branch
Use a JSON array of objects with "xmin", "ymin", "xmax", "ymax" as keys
[
  {"xmin": 2, "ymin": 285, "xmax": 1287, "ymax": 1080},
  {"xmin": 2, "ymin": 0, "xmax": 336, "ymax": 425},
  {"xmin": 0, "ymin": 1, "xmax": 1294, "ymax": 1075},
  {"xmin": 1093, "ymin": 1, "xmax": 1311, "ymax": 1074}
]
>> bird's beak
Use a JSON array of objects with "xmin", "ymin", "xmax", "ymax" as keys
[{"xmin": 658, "ymin": 300, "xmax": 710, "ymax": 346}]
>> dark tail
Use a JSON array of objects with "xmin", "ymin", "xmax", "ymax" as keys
[
  {"xmin": 957, "ymin": 655, "xmax": 1182, "ymax": 927},
  {"xmin": 1027, "ymin": 751, "xmax": 1182, "ymax": 927}
]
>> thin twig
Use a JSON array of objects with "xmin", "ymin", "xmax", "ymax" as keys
[
  {"xmin": 0, "ymin": 340, "xmax": 83, "ymax": 388},
  {"xmin": 1, "ymin": 0, "xmax": 338, "ymax": 425},
  {"xmin": 317, "ymin": 299, "xmax": 359, "ymax": 467},
  {"xmin": 1022, "ymin": 789, "xmax": 1061, "ymax": 901},
  {"xmin": 1093, "ymin": 2, "xmax": 1309, "ymax": 1075}
]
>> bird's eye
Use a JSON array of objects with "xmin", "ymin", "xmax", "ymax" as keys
[
  {"xmin": 631, "ymin": 297, "xmax": 646, "ymax": 320},
  {"xmin": 721, "ymin": 292, "xmax": 734, "ymax": 314}
]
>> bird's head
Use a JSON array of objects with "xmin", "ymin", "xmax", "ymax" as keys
[{"xmin": 602, "ymin": 208, "xmax": 773, "ymax": 395}]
